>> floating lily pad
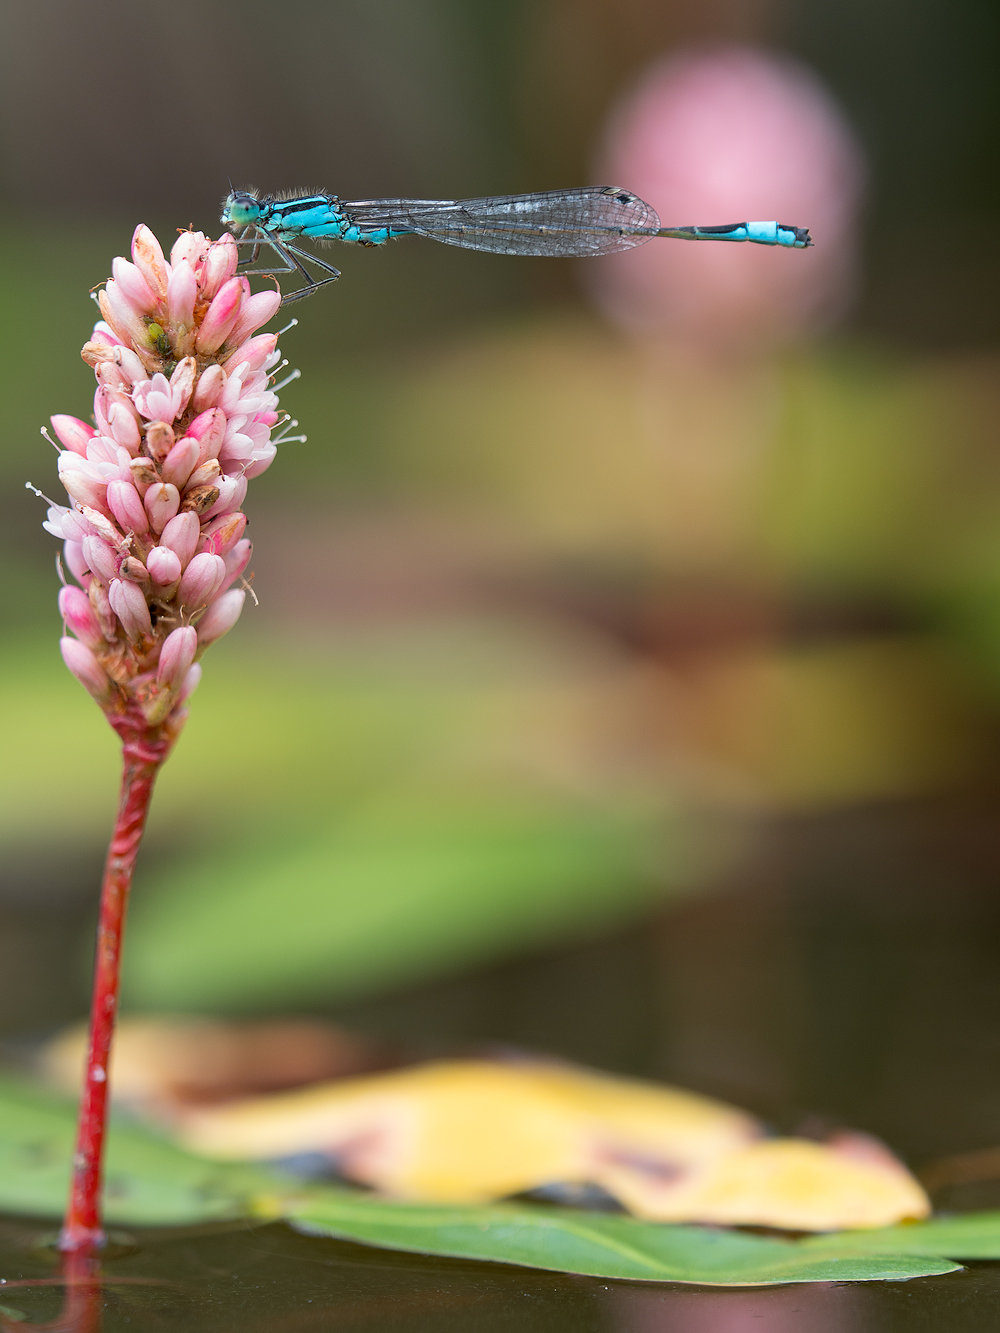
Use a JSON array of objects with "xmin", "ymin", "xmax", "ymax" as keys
[{"xmin": 286, "ymin": 1187, "xmax": 960, "ymax": 1286}]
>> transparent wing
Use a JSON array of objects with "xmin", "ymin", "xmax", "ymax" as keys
[{"xmin": 341, "ymin": 187, "xmax": 661, "ymax": 257}]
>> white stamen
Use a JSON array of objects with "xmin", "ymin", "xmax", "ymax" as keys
[
  {"xmin": 277, "ymin": 317, "xmax": 299, "ymax": 336},
  {"xmin": 272, "ymin": 367, "xmax": 301, "ymax": 393}
]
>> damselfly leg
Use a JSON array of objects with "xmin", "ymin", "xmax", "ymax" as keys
[{"xmin": 234, "ymin": 231, "xmax": 341, "ymax": 304}]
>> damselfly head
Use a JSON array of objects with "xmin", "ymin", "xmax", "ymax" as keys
[{"xmin": 221, "ymin": 190, "xmax": 261, "ymax": 231}]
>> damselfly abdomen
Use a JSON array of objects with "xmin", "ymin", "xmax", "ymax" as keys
[{"xmin": 222, "ymin": 186, "xmax": 811, "ymax": 304}]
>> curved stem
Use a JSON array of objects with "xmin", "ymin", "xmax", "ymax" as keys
[{"xmin": 59, "ymin": 728, "xmax": 169, "ymax": 1254}]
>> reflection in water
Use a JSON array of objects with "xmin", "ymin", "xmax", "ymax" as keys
[
  {"xmin": 606, "ymin": 1276, "xmax": 860, "ymax": 1332},
  {"xmin": 0, "ymin": 1250, "xmax": 102, "ymax": 1333}
]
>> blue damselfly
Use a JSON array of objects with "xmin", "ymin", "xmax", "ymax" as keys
[{"xmin": 222, "ymin": 186, "xmax": 811, "ymax": 304}]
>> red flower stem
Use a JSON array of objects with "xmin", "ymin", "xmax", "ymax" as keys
[{"xmin": 59, "ymin": 726, "xmax": 170, "ymax": 1254}]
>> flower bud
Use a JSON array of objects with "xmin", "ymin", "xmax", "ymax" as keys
[
  {"xmin": 111, "ymin": 256, "xmax": 158, "ymax": 314},
  {"xmin": 59, "ymin": 465, "xmax": 107, "ymax": 513},
  {"xmin": 171, "ymin": 230, "xmax": 207, "ymax": 269},
  {"xmin": 161, "ymin": 437, "xmax": 200, "ymax": 489},
  {"xmin": 129, "ymin": 455, "xmax": 159, "ymax": 495},
  {"xmin": 179, "ymin": 663, "xmax": 202, "ymax": 702},
  {"xmin": 81, "ymin": 534, "xmax": 119, "ymax": 585},
  {"xmin": 145, "ymin": 420, "xmax": 175, "ymax": 462},
  {"xmin": 244, "ymin": 442, "xmax": 277, "ymax": 480},
  {"xmin": 196, "ymin": 589, "xmax": 246, "ymax": 646},
  {"xmin": 115, "ymin": 347, "xmax": 149, "ymax": 387},
  {"xmin": 220, "ymin": 538, "xmax": 252, "ymax": 592},
  {"xmin": 89, "ymin": 577, "xmax": 118, "ymax": 641},
  {"xmin": 108, "ymin": 577, "xmax": 152, "ymax": 640},
  {"xmin": 178, "ymin": 552, "xmax": 226, "ymax": 608},
  {"xmin": 222, "ymin": 333, "xmax": 279, "ymax": 376},
  {"xmin": 202, "ymin": 234, "xmax": 238, "ymax": 299},
  {"xmin": 170, "ymin": 356, "xmax": 198, "ymax": 416},
  {"xmin": 157, "ymin": 625, "xmax": 198, "ymax": 687},
  {"xmin": 167, "ymin": 260, "xmax": 197, "ymax": 334},
  {"xmin": 131, "ymin": 224, "xmax": 169, "ymax": 300},
  {"xmin": 59, "ymin": 585, "xmax": 104, "ymax": 651},
  {"xmin": 64, "ymin": 538, "xmax": 90, "ymax": 582},
  {"xmin": 144, "ymin": 482, "xmax": 181, "ymax": 533},
  {"xmin": 119, "ymin": 556, "xmax": 151, "ymax": 589},
  {"xmin": 98, "ymin": 282, "xmax": 149, "ymax": 351},
  {"xmin": 195, "ymin": 276, "xmax": 242, "ymax": 354},
  {"xmin": 106, "ymin": 479, "xmax": 149, "ymax": 535},
  {"xmin": 161, "ymin": 511, "xmax": 201, "ymax": 567},
  {"xmin": 60, "ymin": 637, "xmax": 114, "ymax": 703},
  {"xmin": 203, "ymin": 473, "xmax": 247, "ymax": 520},
  {"xmin": 108, "ymin": 402, "xmax": 141, "ymax": 453},
  {"xmin": 147, "ymin": 545, "xmax": 182, "ymax": 586},
  {"xmin": 51, "ymin": 415, "xmax": 96, "ymax": 456},
  {"xmin": 187, "ymin": 459, "xmax": 222, "ymax": 490},
  {"xmin": 192, "ymin": 364, "xmax": 225, "ymax": 413},
  {"xmin": 186, "ymin": 407, "xmax": 226, "ymax": 462},
  {"xmin": 199, "ymin": 511, "xmax": 247, "ymax": 557},
  {"xmin": 227, "ymin": 289, "xmax": 281, "ymax": 348}
]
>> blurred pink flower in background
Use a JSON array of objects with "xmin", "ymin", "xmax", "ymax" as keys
[{"xmin": 588, "ymin": 47, "xmax": 866, "ymax": 349}]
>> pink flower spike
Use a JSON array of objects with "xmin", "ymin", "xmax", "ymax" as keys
[
  {"xmin": 196, "ymin": 589, "xmax": 246, "ymax": 646},
  {"xmin": 156, "ymin": 625, "xmax": 198, "ymax": 687},
  {"xmin": 222, "ymin": 333, "xmax": 279, "ymax": 376},
  {"xmin": 187, "ymin": 407, "xmax": 227, "ymax": 464},
  {"xmin": 161, "ymin": 437, "xmax": 200, "ymax": 489},
  {"xmin": 170, "ymin": 357, "xmax": 198, "ymax": 416},
  {"xmin": 202, "ymin": 234, "xmax": 238, "ymax": 299},
  {"xmin": 81, "ymin": 535, "xmax": 119, "ymax": 586},
  {"xmin": 220, "ymin": 538, "xmax": 252, "ymax": 592},
  {"xmin": 111, "ymin": 257, "xmax": 158, "ymax": 314},
  {"xmin": 64, "ymin": 539, "xmax": 90, "ymax": 582},
  {"xmin": 59, "ymin": 585, "xmax": 104, "ymax": 651},
  {"xmin": 226, "ymin": 289, "xmax": 282, "ymax": 349},
  {"xmin": 178, "ymin": 552, "xmax": 226, "ymax": 609},
  {"xmin": 199, "ymin": 511, "xmax": 247, "ymax": 557},
  {"xmin": 160, "ymin": 511, "xmax": 201, "ymax": 567},
  {"xmin": 108, "ymin": 578, "xmax": 152, "ymax": 640},
  {"xmin": 191, "ymin": 365, "xmax": 225, "ymax": 413},
  {"xmin": 179, "ymin": 662, "xmax": 202, "ymax": 702},
  {"xmin": 98, "ymin": 283, "xmax": 149, "ymax": 351},
  {"xmin": 144, "ymin": 482, "xmax": 181, "ymax": 534},
  {"xmin": 106, "ymin": 480, "xmax": 149, "ymax": 535},
  {"xmin": 147, "ymin": 545, "xmax": 183, "ymax": 586},
  {"xmin": 51, "ymin": 415, "xmax": 95, "ymax": 456},
  {"xmin": 195, "ymin": 277, "xmax": 243, "ymax": 354},
  {"xmin": 167, "ymin": 261, "xmax": 198, "ymax": 332},
  {"xmin": 131, "ymin": 224, "xmax": 169, "ymax": 300},
  {"xmin": 60, "ymin": 637, "xmax": 114, "ymax": 703}
]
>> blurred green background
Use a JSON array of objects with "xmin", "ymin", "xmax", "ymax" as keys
[{"xmin": 1, "ymin": 0, "xmax": 1000, "ymax": 1170}]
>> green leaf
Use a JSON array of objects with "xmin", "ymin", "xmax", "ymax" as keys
[
  {"xmin": 286, "ymin": 1187, "xmax": 960, "ymax": 1286},
  {"xmin": 0, "ymin": 1076, "xmax": 284, "ymax": 1227},
  {"xmin": 802, "ymin": 1210, "xmax": 1000, "ymax": 1260}
]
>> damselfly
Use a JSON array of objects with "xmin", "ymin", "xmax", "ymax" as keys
[{"xmin": 221, "ymin": 186, "xmax": 811, "ymax": 304}]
